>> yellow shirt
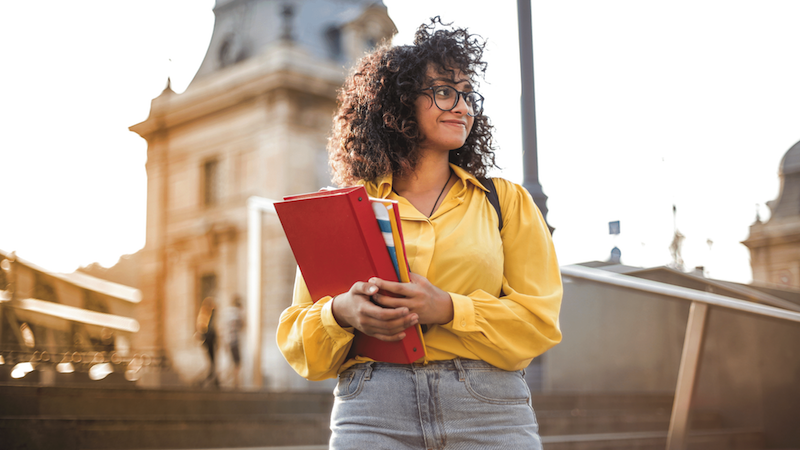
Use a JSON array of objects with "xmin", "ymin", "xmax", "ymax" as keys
[{"xmin": 277, "ymin": 164, "xmax": 563, "ymax": 381}]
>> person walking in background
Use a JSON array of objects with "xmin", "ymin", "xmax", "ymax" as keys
[
  {"xmin": 222, "ymin": 294, "xmax": 245, "ymax": 388},
  {"xmin": 277, "ymin": 17, "xmax": 562, "ymax": 449},
  {"xmin": 196, "ymin": 297, "xmax": 219, "ymax": 388}
]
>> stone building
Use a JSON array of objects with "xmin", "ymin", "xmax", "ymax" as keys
[
  {"xmin": 0, "ymin": 249, "xmax": 143, "ymax": 385},
  {"xmin": 743, "ymin": 139, "xmax": 800, "ymax": 288},
  {"xmin": 129, "ymin": 0, "xmax": 395, "ymax": 390}
]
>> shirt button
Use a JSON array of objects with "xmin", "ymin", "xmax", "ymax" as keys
[{"xmin": 460, "ymin": 319, "xmax": 466, "ymax": 327}]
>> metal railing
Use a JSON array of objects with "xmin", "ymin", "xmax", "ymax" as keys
[{"xmin": 560, "ymin": 264, "xmax": 800, "ymax": 450}]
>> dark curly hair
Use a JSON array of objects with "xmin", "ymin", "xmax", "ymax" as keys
[{"xmin": 328, "ymin": 17, "xmax": 497, "ymax": 186}]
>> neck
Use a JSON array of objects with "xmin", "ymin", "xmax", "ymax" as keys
[{"xmin": 393, "ymin": 151, "xmax": 452, "ymax": 195}]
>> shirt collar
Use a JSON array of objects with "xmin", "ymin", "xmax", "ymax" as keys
[
  {"xmin": 450, "ymin": 164, "xmax": 490, "ymax": 192},
  {"xmin": 363, "ymin": 164, "xmax": 488, "ymax": 198}
]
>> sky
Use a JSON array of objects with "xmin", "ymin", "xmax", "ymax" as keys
[{"xmin": 2, "ymin": 1, "xmax": 800, "ymax": 284}]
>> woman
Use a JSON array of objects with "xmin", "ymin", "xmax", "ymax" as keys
[{"xmin": 277, "ymin": 18, "xmax": 562, "ymax": 449}]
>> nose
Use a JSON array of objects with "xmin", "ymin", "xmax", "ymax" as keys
[{"xmin": 451, "ymin": 92, "xmax": 471, "ymax": 115}]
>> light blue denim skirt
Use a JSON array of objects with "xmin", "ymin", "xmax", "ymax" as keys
[{"xmin": 330, "ymin": 358, "xmax": 542, "ymax": 450}]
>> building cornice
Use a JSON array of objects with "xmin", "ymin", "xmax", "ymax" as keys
[
  {"xmin": 742, "ymin": 217, "xmax": 800, "ymax": 249},
  {"xmin": 130, "ymin": 43, "xmax": 345, "ymax": 139}
]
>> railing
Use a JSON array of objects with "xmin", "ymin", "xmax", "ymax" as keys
[{"xmin": 560, "ymin": 264, "xmax": 800, "ymax": 450}]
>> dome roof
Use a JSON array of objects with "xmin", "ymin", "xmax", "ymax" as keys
[
  {"xmin": 770, "ymin": 139, "xmax": 800, "ymax": 219},
  {"xmin": 779, "ymin": 140, "xmax": 800, "ymax": 176}
]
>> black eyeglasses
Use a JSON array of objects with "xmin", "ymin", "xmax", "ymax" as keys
[{"xmin": 420, "ymin": 86, "xmax": 484, "ymax": 117}]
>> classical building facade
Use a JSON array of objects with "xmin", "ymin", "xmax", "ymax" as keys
[
  {"xmin": 743, "ymin": 139, "xmax": 800, "ymax": 288},
  {"xmin": 130, "ymin": 0, "xmax": 395, "ymax": 390}
]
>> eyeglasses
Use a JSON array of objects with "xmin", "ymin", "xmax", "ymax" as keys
[{"xmin": 419, "ymin": 86, "xmax": 484, "ymax": 117}]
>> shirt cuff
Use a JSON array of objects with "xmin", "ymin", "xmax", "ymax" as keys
[
  {"xmin": 443, "ymin": 292, "xmax": 476, "ymax": 331},
  {"xmin": 320, "ymin": 297, "xmax": 356, "ymax": 341}
]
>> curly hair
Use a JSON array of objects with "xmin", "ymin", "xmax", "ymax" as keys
[{"xmin": 328, "ymin": 17, "xmax": 497, "ymax": 186}]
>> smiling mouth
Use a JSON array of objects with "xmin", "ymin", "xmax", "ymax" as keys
[{"xmin": 442, "ymin": 121, "xmax": 466, "ymax": 127}]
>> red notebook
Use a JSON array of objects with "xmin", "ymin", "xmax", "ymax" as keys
[{"xmin": 274, "ymin": 185, "xmax": 426, "ymax": 364}]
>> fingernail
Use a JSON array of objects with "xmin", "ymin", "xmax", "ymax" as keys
[{"xmin": 368, "ymin": 286, "xmax": 377, "ymax": 294}]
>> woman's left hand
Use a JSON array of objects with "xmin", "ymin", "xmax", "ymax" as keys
[{"xmin": 369, "ymin": 273, "xmax": 454, "ymax": 325}]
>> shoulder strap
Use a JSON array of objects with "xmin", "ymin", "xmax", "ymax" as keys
[{"xmin": 479, "ymin": 177, "xmax": 503, "ymax": 232}]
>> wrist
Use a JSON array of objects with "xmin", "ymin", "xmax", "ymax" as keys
[
  {"xmin": 331, "ymin": 295, "xmax": 352, "ymax": 328},
  {"xmin": 437, "ymin": 291, "xmax": 454, "ymax": 325}
]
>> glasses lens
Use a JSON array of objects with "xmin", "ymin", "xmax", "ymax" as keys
[
  {"xmin": 432, "ymin": 86, "xmax": 456, "ymax": 111},
  {"xmin": 465, "ymin": 92, "xmax": 483, "ymax": 116},
  {"xmin": 428, "ymin": 86, "xmax": 483, "ymax": 116}
]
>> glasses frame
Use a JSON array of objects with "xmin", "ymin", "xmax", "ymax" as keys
[{"xmin": 419, "ymin": 86, "xmax": 484, "ymax": 117}]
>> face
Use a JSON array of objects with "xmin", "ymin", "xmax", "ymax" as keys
[{"xmin": 414, "ymin": 66, "xmax": 475, "ymax": 155}]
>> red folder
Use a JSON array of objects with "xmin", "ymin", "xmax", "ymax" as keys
[{"xmin": 274, "ymin": 185, "xmax": 425, "ymax": 364}]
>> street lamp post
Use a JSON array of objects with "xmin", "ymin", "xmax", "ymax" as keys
[{"xmin": 517, "ymin": 0, "xmax": 553, "ymax": 233}]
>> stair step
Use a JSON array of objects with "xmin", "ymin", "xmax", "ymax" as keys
[
  {"xmin": 0, "ymin": 384, "xmax": 334, "ymax": 418},
  {"xmin": 537, "ymin": 409, "xmax": 721, "ymax": 435},
  {"xmin": 0, "ymin": 415, "xmax": 332, "ymax": 449},
  {"xmin": 541, "ymin": 428, "xmax": 765, "ymax": 450},
  {"xmin": 532, "ymin": 392, "xmax": 674, "ymax": 412}
]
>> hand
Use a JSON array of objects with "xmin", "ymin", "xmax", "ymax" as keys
[
  {"xmin": 369, "ymin": 273, "xmax": 454, "ymax": 326},
  {"xmin": 331, "ymin": 280, "xmax": 419, "ymax": 342}
]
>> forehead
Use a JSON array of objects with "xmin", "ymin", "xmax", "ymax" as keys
[{"xmin": 425, "ymin": 65, "xmax": 471, "ymax": 86}]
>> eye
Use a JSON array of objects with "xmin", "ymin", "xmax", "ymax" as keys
[{"xmin": 433, "ymin": 86, "xmax": 453, "ymax": 98}]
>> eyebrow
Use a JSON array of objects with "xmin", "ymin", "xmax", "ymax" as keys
[{"xmin": 429, "ymin": 77, "xmax": 473, "ymax": 90}]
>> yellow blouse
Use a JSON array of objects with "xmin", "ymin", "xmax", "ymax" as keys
[{"xmin": 276, "ymin": 164, "xmax": 563, "ymax": 381}]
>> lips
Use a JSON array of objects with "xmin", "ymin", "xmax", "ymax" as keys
[{"xmin": 442, "ymin": 120, "xmax": 467, "ymax": 127}]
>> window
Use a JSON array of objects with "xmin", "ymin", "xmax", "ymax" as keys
[
  {"xmin": 199, "ymin": 273, "xmax": 217, "ymax": 313},
  {"xmin": 203, "ymin": 159, "xmax": 220, "ymax": 207}
]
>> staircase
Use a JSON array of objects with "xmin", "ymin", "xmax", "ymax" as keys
[
  {"xmin": 0, "ymin": 384, "xmax": 772, "ymax": 450},
  {"xmin": 533, "ymin": 392, "xmax": 765, "ymax": 450},
  {"xmin": 0, "ymin": 383, "xmax": 333, "ymax": 449}
]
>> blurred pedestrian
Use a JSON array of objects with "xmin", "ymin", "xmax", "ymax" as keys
[
  {"xmin": 222, "ymin": 294, "xmax": 245, "ymax": 388},
  {"xmin": 196, "ymin": 297, "xmax": 218, "ymax": 388}
]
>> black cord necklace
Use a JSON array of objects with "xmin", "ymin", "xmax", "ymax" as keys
[
  {"xmin": 429, "ymin": 171, "xmax": 452, "ymax": 217},
  {"xmin": 391, "ymin": 170, "xmax": 453, "ymax": 217}
]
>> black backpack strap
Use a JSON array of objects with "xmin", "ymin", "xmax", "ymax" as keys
[{"xmin": 479, "ymin": 177, "xmax": 503, "ymax": 232}]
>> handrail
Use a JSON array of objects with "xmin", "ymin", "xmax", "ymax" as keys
[
  {"xmin": 560, "ymin": 264, "xmax": 800, "ymax": 323},
  {"xmin": 560, "ymin": 264, "xmax": 800, "ymax": 450}
]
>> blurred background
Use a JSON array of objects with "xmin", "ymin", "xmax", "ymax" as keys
[{"xmin": 2, "ymin": 1, "xmax": 800, "ymax": 449}]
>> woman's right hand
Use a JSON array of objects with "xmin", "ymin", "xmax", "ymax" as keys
[{"xmin": 331, "ymin": 280, "xmax": 419, "ymax": 342}]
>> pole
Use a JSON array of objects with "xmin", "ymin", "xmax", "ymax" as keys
[{"xmin": 517, "ymin": 0, "xmax": 552, "ymax": 233}]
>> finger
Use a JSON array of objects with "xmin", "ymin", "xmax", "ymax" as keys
[
  {"xmin": 351, "ymin": 281, "xmax": 379, "ymax": 297},
  {"xmin": 361, "ymin": 312, "xmax": 418, "ymax": 335},
  {"xmin": 369, "ymin": 277, "xmax": 412, "ymax": 297},
  {"xmin": 372, "ymin": 293, "xmax": 412, "ymax": 309},
  {"xmin": 360, "ymin": 302, "xmax": 410, "ymax": 321},
  {"xmin": 368, "ymin": 331, "xmax": 407, "ymax": 342}
]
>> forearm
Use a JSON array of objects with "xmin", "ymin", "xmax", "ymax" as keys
[
  {"xmin": 439, "ymin": 286, "xmax": 562, "ymax": 370},
  {"xmin": 276, "ymin": 297, "xmax": 355, "ymax": 381}
]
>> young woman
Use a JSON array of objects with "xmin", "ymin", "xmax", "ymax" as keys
[{"xmin": 277, "ymin": 18, "xmax": 562, "ymax": 449}]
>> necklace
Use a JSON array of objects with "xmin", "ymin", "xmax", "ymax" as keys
[
  {"xmin": 429, "ymin": 170, "xmax": 452, "ymax": 217},
  {"xmin": 391, "ymin": 170, "xmax": 453, "ymax": 217}
]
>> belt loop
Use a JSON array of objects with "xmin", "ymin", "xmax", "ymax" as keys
[
  {"xmin": 453, "ymin": 358, "xmax": 466, "ymax": 382},
  {"xmin": 364, "ymin": 361, "xmax": 374, "ymax": 381},
  {"xmin": 521, "ymin": 368, "xmax": 527, "ymax": 377}
]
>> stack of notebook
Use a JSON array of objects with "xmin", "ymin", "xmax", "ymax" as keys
[{"xmin": 274, "ymin": 186, "xmax": 426, "ymax": 364}]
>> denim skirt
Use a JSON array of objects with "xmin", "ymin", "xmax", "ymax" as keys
[{"xmin": 329, "ymin": 358, "xmax": 542, "ymax": 450}]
